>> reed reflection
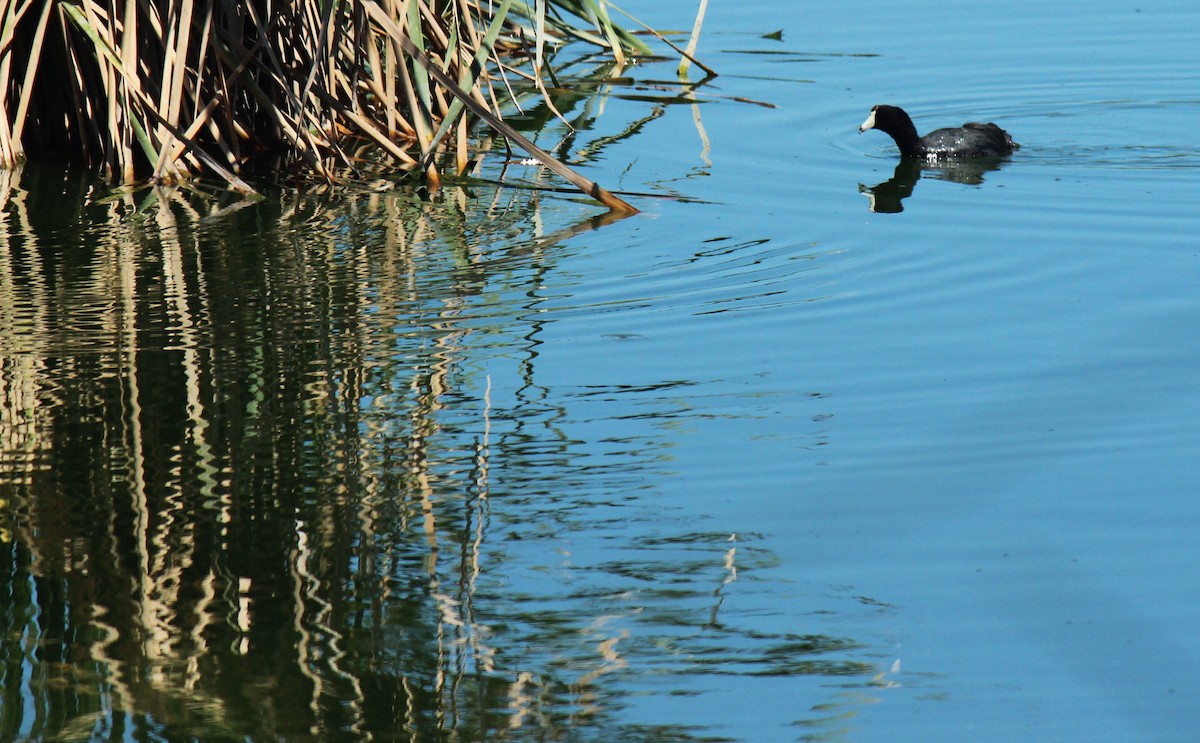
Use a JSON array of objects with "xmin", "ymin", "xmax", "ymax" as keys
[
  {"xmin": 0, "ymin": 169, "xmax": 571, "ymax": 739},
  {"xmin": 1, "ymin": 165, "xmax": 883, "ymax": 741}
]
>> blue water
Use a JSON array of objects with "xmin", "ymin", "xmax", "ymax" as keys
[
  {"xmin": 2, "ymin": 1, "xmax": 1199, "ymax": 741},
  {"xmin": 496, "ymin": 1, "xmax": 1200, "ymax": 739}
]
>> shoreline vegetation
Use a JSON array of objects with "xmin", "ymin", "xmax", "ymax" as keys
[{"xmin": 0, "ymin": 0, "xmax": 708, "ymax": 212}]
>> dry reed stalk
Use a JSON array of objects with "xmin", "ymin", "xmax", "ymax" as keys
[
  {"xmin": 0, "ymin": 0, "xmax": 679, "ymax": 212},
  {"xmin": 679, "ymin": 0, "xmax": 709, "ymax": 78},
  {"xmin": 605, "ymin": 0, "xmax": 716, "ymax": 79}
]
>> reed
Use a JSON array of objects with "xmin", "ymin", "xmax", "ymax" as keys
[{"xmin": 0, "ymin": 0, "xmax": 652, "ymax": 209}]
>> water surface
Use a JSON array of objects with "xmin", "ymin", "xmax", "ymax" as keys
[{"xmin": 3, "ymin": 1, "xmax": 1199, "ymax": 741}]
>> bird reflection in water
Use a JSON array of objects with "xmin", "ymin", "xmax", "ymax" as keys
[{"xmin": 858, "ymin": 157, "xmax": 1010, "ymax": 213}]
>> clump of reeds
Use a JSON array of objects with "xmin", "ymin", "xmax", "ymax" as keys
[{"xmin": 0, "ymin": 0, "xmax": 654, "ymax": 210}]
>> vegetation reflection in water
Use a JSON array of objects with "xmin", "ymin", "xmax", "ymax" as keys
[{"xmin": 0, "ymin": 103, "xmax": 883, "ymax": 741}]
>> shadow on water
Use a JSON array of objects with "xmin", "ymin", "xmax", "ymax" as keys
[
  {"xmin": 858, "ymin": 157, "xmax": 1012, "ymax": 213},
  {"xmin": 0, "ymin": 159, "xmax": 884, "ymax": 741}
]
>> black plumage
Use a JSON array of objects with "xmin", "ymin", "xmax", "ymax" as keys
[{"xmin": 859, "ymin": 105, "xmax": 1018, "ymax": 159}]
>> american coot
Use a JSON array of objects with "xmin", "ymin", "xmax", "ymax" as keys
[{"xmin": 859, "ymin": 105, "xmax": 1018, "ymax": 159}]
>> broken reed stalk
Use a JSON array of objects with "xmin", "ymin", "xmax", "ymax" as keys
[
  {"xmin": 363, "ymin": 2, "xmax": 637, "ymax": 213},
  {"xmin": 0, "ymin": 0, "xmax": 659, "ymax": 212}
]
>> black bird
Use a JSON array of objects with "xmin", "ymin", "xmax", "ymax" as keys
[{"xmin": 859, "ymin": 105, "xmax": 1018, "ymax": 159}]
